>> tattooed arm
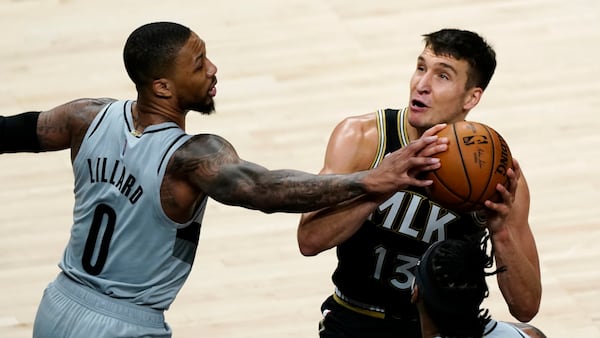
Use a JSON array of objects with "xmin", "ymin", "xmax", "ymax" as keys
[
  {"xmin": 170, "ymin": 132, "xmax": 443, "ymax": 214},
  {"xmin": 35, "ymin": 98, "xmax": 116, "ymax": 160},
  {"xmin": 1, "ymin": 98, "xmax": 112, "ymax": 157}
]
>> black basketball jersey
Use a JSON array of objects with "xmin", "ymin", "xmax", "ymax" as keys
[{"xmin": 331, "ymin": 108, "xmax": 487, "ymax": 319}]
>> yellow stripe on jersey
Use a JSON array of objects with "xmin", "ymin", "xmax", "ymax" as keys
[
  {"xmin": 398, "ymin": 107, "xmax": 411, "ymax": 147},
  {"xmin": 370, "ymin": 109, "xmax": 387, "ymax": 169},
  {"xmin": 332, "ymin": 293, "xmax": 386, "ymax": 319}
]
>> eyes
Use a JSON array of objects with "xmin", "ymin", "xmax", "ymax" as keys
[{"xmin": 416, "ymin": 64, "xmax": 451, "ymax": 81}]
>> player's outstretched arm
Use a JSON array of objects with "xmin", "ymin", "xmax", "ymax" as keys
[{"xmin": 175, "ymin": 129, "xmax": 443, "ymax": 215}]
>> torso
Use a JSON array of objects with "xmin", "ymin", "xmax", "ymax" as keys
[
  {"xmin": 61, "ymin": 100, "xmax": 207, "ymax": 310},
  {"xmin": 332, "ymin": 108, "xmax": 487, "ymax": 319}
]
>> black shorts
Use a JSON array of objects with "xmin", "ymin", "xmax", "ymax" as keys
[{"xmin": 318, "ymin": 295, "xmax": 420, "ymax": 338}]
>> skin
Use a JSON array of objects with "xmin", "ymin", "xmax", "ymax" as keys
[
  {"xmin": 32, "ymin": 31, "xmax": 447, "ymax": 225},
  {"xmin": 298, "ymin": 46, "xmax": 541, "ymax": 322}
]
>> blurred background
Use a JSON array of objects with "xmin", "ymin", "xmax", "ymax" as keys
[{"xmin": 1, "ymin": 0, "xmax": 599, "ymax": 336}]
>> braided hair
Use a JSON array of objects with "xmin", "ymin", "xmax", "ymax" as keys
[{"xmin": 415, "ymin": 234, "xmax": 506, "ymax": 338}]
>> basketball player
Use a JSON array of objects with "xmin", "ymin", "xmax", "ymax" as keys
[
  {"xmin": 0, "ymin": 22, "xmax": 448, "ymax": 337},
  {"xmin": 298, "ymin": 28, "xmax": 542, "ymax": 337},
  {"xmin": 411, "ymin": 236, "xmax": 545, "ymax": 338}
]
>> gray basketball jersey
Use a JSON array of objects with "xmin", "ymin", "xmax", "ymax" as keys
[
  {"xmin": 60, "ymin": 100, "xmax": 207, "ymax": 310},
  {"xmin": 484, "ymin": 320, "xmax": 530, "ymax": 337}
]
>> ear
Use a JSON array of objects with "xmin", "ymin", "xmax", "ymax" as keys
[
  {"xmin": 152, "ymin": 78, "xmax": 173, "ymax": 98},
  {"xmin": 463, "ymin": 87, "xmax": 483, "ymax": 111}
]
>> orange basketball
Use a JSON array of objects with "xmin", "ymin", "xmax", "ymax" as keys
[{"xmin": 424, "ymin": 121, "xmax": 513, "ymax": 212}]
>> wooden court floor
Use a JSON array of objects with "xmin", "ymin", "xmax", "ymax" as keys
[{"xmin": 1, "ymin": 0, "xmax": 599, "ymax": 337}]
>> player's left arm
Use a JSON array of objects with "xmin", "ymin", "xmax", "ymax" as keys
[{"xmin": 484, "ymin": 158, "xmax": 542, "ymax": 322}]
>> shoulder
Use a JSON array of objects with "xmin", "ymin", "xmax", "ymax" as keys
[
  {"xmin": 43, "ymin": 98, "xmax": 118, "ymax": 130},
  {"xmin": 322, "ymin": 111, "xmax": 381, "ymax": 173},
  {"xmin": 171, "ymin": 133, "xmax": 240, "ymax": 172},
  {"xmin": 181, "ymin": 133, "xmax": 234, "ymax": 155},
  {"xmin": 37, "ymin": 97, "xmax": 117, "ymax": 152},
  {"xmin": 329, "ymin": 111, "xmax": 380, "ymax": 146},
  {"xmin": 335, "ymin": 111, "xmax": 378, "ymax": 131},
  {"xmin": 58, "ymin": 97, "xmax": 117, "ymax": 116},
  {"xmin": 63, "ymin": 98, "xmax": 118, "ymax": 141}
]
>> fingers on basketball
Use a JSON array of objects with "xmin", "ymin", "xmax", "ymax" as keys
[{"xmin": 424, "ymin": 121, "xmax": 513, "ymax": 212}]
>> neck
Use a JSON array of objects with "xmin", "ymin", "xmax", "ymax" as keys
[
  {"xmin": 406, "ymin": 124, "xmax": 423, "ymax": 143},
  {"xmin": 133, "ymin": 100, "xmax": 186, "ymax": 131}
]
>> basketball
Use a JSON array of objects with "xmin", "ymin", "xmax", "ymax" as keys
[{"xmin": 424, "ymin": 121, "xmax": 513, "ymax": 212}]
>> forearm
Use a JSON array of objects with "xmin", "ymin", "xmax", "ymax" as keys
[
  {"xmin": 492, "ymin": 226, "xmax": 542, "ymax": 322},
  {"xmin": 298, "ymin": 194, "xmax": 386, "ymax": 256},
  {"xmin": 216, "ymin": 167, "xmax": 370, "ymax": 213},
  {"xmin": 0, "ymin": 112, "xmax": 42, "ymax": 153}
]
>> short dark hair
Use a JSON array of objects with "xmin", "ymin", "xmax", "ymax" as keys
[
  {"xmin": 415, "ymin": 235, "xmax": 505, "ymax": 337},
  {"xmin": 423, "ymin": 29, "xmax": 496, "ymax": 91},
  {"xmin": 123, "ymin": 21, "xmax": 192, "ymax": 88}
]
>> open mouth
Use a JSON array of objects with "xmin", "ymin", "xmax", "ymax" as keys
[
  {"xmin": 411, "ymin": 99, "xmax": 427, "ymax": 108},
  {"xmin": 209, "ymin": 79, "xmax": 218, "ymax": 97}
]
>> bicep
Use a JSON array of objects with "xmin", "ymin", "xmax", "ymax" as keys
[{"xmin": 174, "ymin": 134, "xmax": 268, "ymax": 205}]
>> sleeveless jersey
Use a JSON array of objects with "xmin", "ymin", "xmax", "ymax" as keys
[
  {"xmin": 331, "ymin": 108, "xmax": 487, "ymax": 319},
  {"xmin": 59, "ymin": 100, "xmax": 207, "ymax": 310},
  {"xmin": 430, "ymin": 320, "xmax": 529, "ymax": 337},
  {"xmin": 484, "ymin": 320, "xmax": 530, "ymax": 337}
]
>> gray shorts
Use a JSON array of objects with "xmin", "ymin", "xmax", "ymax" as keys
[{"xmin": 33, "ymin": 273, "xmax": 172, "ymax": 338}]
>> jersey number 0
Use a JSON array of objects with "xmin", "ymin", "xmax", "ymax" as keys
[{"xmin": 82, "ymin": 203, "xmax": 116, "ymax": 275}]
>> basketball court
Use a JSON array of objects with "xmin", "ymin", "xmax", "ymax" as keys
[{"xmin": 1, "ymin": 0, "xmax": 599, "ymax": 337}]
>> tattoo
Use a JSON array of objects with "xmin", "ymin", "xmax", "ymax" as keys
[
  {"xmin": 37, "ymin": 98, "xmax": 115, "ymax": 157},
  {"xmin": 170, "ymin": 134, "xmax": 366, "ymax": 213},
  {"xmin": 239, "ymin": 168, "xmax": 365, "ymax": 213}
]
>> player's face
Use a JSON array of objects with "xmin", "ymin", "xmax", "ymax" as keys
[
  {"xmin": 407, "ymin": 47, "xmax": 481, "ymax": 132},
  {"xmin": 171, "ymin": 33, "xmax": 218, "ymax": 114}
]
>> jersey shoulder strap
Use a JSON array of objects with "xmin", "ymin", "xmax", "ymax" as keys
[
  {"xmin": 371, "ymin": 108, "xmax": 407, "ymax": 168},
  {"xmin": 383, "ymin": 108, "xmax": 402, "ymax": 152}
]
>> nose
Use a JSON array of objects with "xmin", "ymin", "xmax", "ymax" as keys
[
  {"xmin": 414, "ymin": 72, "xmax": 431, "ymax": 94},
  {"xmin": 206, "ymin": 58, "xmax": 217, "ymax": 76}
]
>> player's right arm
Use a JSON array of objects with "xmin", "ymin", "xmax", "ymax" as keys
[
  {"xmin": 297, "ymin": 114, "xmax": 448, "ymax": 256},
  {"xmin": 1, "ymin": 98, "xmax": 115, "ymax": 160},
  {"xmin": 297, "ymin": 113, "xmax": 388, "ymax": 256}
]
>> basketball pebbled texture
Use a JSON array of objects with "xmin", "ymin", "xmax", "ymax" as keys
[{"xmin": 424, "ymin": 121, "xmax": 513, "ymax": 212}]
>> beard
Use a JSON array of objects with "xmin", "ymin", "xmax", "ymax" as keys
[{"xmin": 191, "ymin": 99, "xmax": 215, "ymax": 115}]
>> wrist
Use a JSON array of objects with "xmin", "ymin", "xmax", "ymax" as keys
[
  {"xmin": 0, "ymin": 111, "xmax": 42, "ymax": 153},
  {"xmin": 489, "ymin": 225, "xmax": 513, "ymax": 248}
]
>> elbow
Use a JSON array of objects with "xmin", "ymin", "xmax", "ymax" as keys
[
  {"xmin": 298, "ymin": 239, "xmax": 321, "ymax": 257},
  {"xmin": 511, "ymin": 307, "xmax": 539, "ymax": 323},
  {"xmin": 509, "ymin": 297, "xmax": 541, "ymax": 323},
  {"xmin": 511, "ymin": 309, "xmax": 538, "ymax": 323},
  {"xmin": 297, "ymin": 230, "xmax": 325, "ymax": 257},
  {"xmin": 299, "ymin": 246, "xmax": 318, "ymax": 257}
]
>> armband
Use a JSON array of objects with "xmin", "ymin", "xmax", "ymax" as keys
[{"xmin": 0, "ymin": 111, "xmax": 42, "ymax": 153}]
